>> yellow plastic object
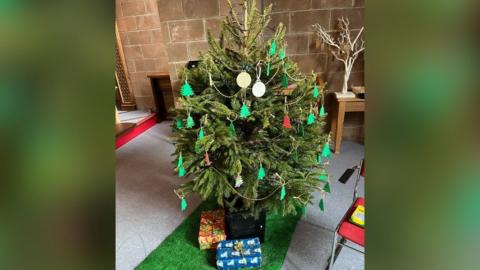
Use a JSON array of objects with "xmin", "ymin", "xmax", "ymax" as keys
[{"xmin": 350, "ymin": 205, "xmax": 365, "ymax": 227}]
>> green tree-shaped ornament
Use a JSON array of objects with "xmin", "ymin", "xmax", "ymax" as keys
[
  {"xmin": 229, "ymin": 121, "xmax": 236, "ymax": 137},
  {"xmin": 180, "ymin": 81, "xmax": 194, "ymax": 97},
  {"xmin": 281, "ymin": 74, "xmax": 288, "ymax": 88},
  {"xmin": 269, "ymin": 40, "xmax": 277, "ymax": 56},
  {"xmin": 319, "ymin": 105, "xmax": 326, "ymax": 117},
  {"xmin": 321, "ymin": 142, "xmax": 331, "ymax": 158},
  {"xmin": 177, "ymin": 153, "xmax": 183, "ymax": 168},
  {"xmin": 178, "ymin": 166, "xmax": 186, "ymax": 177},
  {"xmin": 186, "ymin": 115, "xmax": 195, "ymax": 128},
  {"xmin": 176, "ymin": 119, "xmax": 183, "ymax": 129},
  {"xmin": 257, "ymin": 165, "xmax": 266, "ymax": 180},
  {"xmin": 181, "ymin": 198, "xmax": 187, "ymax": 211},
  {"xmin": 197, "ymin": 128, "xmax": 204, "ymax": 141},
  {"xmin": 319, "ymin": 198, "xmax": 325, "ymax": 211},
  {"xmin": 324, "ymin": 182, "xmax": 331, "ymax": 193},
  {"xmin": 279, "ymin": 48, "xmax": 286, "ymax": 60},
  {"xmin": 240, "ymin": 103, "xmax": 251, "ymax": 118},
  {"xmin": 313, "ymin": 85, "xmax": 319, "ymax": 98},
  {"xmin": 307, "ymin": 112, "xmax": 315, "ymax": 125},
  {"xmin": 280, "ymin": 186, "xmax": 286, "ymax": 201}
]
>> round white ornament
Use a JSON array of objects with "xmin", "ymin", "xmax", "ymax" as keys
[
  {"xmin": 236, "ymin": 71, "xmax": 252, "ymax": 88},
  {"xmin": 252, "ymin": 80, "xmax": 266, "ymax": 97}
]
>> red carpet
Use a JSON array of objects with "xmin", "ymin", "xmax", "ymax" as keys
[{"xmin": 116, "ymin": 114, "xmax": 157, "ymax": 149}]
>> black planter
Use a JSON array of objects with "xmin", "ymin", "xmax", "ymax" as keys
[{"xmin": 225, "ymin": 208, "xmax": 266, "ymax": 243}]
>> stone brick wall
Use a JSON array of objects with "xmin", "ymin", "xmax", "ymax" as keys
[
  {"xmin": 264, "ymin": 0, "xmax": 365, "ymax": 141},
  {"xmin": 155, "ymin": 0, "xmax": 365, "ymax": 141},
  {"xmin": 156, "ymin": 0, "xmax": 364, "ymax": 97},
  {"xmin": 116, "ymin": 0, "xmax": 364, "ymax": 140},
  {"xmin": 265, "ymin": 0, "xmax": 364, "ymax": 91},
  {"xmin": 156, "ymin": 0, "xmax": 245, "ymax": 100},
  {"xmin": 116, "ymin": 0, "xmax": 169, "ymax": 110}
]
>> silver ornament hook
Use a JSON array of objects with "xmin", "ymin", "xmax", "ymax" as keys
[{"xmin": 256, "ymin": 61, "xmax": 262, "ymax": 80}]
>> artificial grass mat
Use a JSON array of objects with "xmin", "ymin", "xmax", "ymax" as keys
[{"xmin": 135, "ymin": 200, "xmax": 300, "ymax": 270}]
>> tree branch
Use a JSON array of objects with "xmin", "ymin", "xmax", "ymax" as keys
[
  {"xmin": 314, "ymin": 16, "xmax": 365, "ymax": 93},
  {"xmin": 352, "ymin": 27, "xmax": 364, "ymax": 48},
  {"xmin": 313, "ymin": 24, "xmax": 340, "ymax": 50}
]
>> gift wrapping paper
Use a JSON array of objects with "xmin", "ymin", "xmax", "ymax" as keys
[
  {"xmin": 198, "ymin": 209, "xmax": 227, "ymax": 250},
  {"xmin": 216, "ymin": 237, "xmax": 262, "ymax": 270}
]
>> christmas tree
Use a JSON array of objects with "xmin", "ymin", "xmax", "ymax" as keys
[{"xmin": 172, "ymin": 0, "xmax": 330, "ymax": 216}]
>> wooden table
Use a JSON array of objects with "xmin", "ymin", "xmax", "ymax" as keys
[{"xmin": 330, "ymin": 96, "xmax": 365, "ymax": 153}]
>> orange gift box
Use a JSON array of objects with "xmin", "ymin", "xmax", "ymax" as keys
[{"xmin": 198, "ymin": 209, "xmax": 227, "ymax": 249}]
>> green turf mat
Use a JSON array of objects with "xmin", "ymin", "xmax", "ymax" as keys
[{"xmin": 135, "ymin": 201, "xmax": 300, "ymax": 270}]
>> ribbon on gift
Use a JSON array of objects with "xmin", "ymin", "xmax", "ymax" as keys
[{"xmin": 233, "ymin": 241, "xmax": 245, "ymax": 256}]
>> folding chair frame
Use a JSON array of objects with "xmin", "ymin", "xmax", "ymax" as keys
[{"xmin": 326, "ymin": 159, "xmax": 365, "ymax": 270}]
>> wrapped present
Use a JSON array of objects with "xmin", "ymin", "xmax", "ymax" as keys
[
  {"xmin": 198, "ymin": 210, "xmax": 227, "ymax": 249},
  {"xmin": 216, "ymin": 238, "xmax": 262, "ymax": 270}
]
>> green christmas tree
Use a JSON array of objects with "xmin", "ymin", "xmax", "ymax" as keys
[{"xmin": 172, "ymin": 0, "xmax": 330, "ymax": 216}]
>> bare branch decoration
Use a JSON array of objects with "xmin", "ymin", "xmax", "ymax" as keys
[{"xmin": 313, "ymin": 17, "xmax": 365, "ymax": 96}]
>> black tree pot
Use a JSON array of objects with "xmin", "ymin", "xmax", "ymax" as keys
[{"xmin": 224, "ymin": 199, "xmax": 267, "ymax": 243}]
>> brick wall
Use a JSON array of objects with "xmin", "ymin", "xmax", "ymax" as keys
[
  {"xmin": 116, "ymin": 0, "xmax": 364, "ymax": 140},
  {"xmin": 264, "ymin": 0, "xmax": 365, "ymax": 141},
  {"xmin": 155, "ymin": 0, "xmax": 365, "ymax": 141},
  {"xmin": 116, "ymin": 0, "xmax": 364, "ymax": 107},
  {"xmin": 116, "ymin": 0, "xmax": 169, "ymax": 110},
  {"xmin": 155, "ymin": 0, "xmax": 255, "ymax": 100},
  {"xmin": 155, "ymin": 0, "xmax": 364, "ymax": 97},
  {"xmin": 265, "ymin": 0, "xmax": 364, "ymax": 91}
]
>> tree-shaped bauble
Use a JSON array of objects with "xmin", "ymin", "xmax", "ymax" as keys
[
  {"xmin": 186, "ymin": 115, "xmax": 195, "ymax": 128},
  {"xmin": 319, "ymin": 198, "xmax": 325, "ymax": 211},
  {"xmin": 321, "ymin": 142, "xmax": 332, "ymax": 158},
  {"xmin": 229, "ymin": 121, "xmax": 236, "ymax": 137},
  {"xmin": 319, "ymin": 105, "xmax": 326, "ymax": 117},
  {"xmin": 269, "ymin": 40, "xmax": 277, "ymax": 56},
  {"xmin": 257, "ymin": 165, "xmax": 266, "ymax": 180},
  {"xmin": 181, "ymin": 198, "xmax": 187, "ymax": 211},
  {"xmin": 313, "ymin": 85, "xmax": 319, "ymax": 98},
  {"xmin": 240, "ymin": 103, "xmax": 251, "ymax": 118},
  {"xmin": 307, "ymin": 112, "xmax": 315, "ymax": 125},
  {"xmin": 180, "ymin": 81, "xmax": 194, "ymax": 97}
]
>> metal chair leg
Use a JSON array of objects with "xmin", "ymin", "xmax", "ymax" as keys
[
  {"xmin": 352, "ymin": 160, "xmax": 363, "ymax": 203},
  {"xmin": 329, "ymin": 231, "xmax": 337, "ymax": 270}
]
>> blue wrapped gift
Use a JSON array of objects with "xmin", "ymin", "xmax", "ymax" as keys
[{"xmin": 216, "ymin": 238, "xmax": 262, "ymax": 270}]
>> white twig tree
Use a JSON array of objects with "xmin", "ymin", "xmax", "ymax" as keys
[{"xmin": 313, "ymin": 17, "xmax": 365, "ymax": 98}]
